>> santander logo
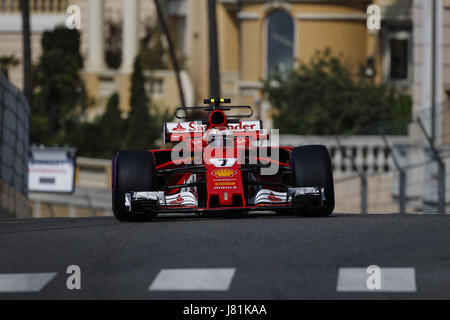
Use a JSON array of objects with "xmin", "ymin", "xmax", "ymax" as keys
[
  {"xmin": 167, "ymin": 121, "xmax": 260, "ymax": 133},
  {"xmin": 172, "ymin": 123, "xmax": 186, "ymax": 132}
]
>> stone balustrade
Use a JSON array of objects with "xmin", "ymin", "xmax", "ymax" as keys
[
  {"xmin": 0, "ymin": 0, "xmax": 68, "ymax": 13},
  {"xmin": 279, "ymin": 135, "xmax": 411, "ymax": 177}
]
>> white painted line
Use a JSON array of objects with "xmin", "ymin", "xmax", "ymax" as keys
[
  {"xmin": 0, "ymin": 273, "xmax": 57, "ymax": 293},
  {"xmin": 149, "ymin": 268, "xmax": 235, "ymax": 291},
  {"xmin": 337, "ymin": 268, "xmax": 416, "ymax": 292}
]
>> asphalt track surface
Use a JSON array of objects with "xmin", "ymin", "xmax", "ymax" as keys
[{"xmin": 1, "ymin": 213, "xmax": 450, "ymax": 299}]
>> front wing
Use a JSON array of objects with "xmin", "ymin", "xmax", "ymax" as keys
[{"xmin": 125, "ymin": 187, "xmax": 325, "ymax": 214}]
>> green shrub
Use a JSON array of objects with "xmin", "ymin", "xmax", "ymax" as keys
[{"xmin": 263, "ymin": 48, "xmax": 412, "ymax": 135}]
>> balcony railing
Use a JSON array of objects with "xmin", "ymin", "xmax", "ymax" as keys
[
  {"xmin": 0, "ymin": 0, "xmax": 68, "ymax": 13},
  {"xmin": 280, "ymin": 135, "xmax": 411, "ymax": 177}
]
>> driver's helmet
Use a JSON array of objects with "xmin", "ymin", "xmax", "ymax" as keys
[{"xmin": 205, "ymin": 128, "xmax": 234, "ymax": 147}]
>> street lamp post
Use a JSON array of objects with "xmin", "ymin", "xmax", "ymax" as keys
[
  {"xmin": 20, "ymin": 0, "xmax": 32, "ymax": 107},
  {"xmin": 208, "ymin": 0, "xmax": 220, "ymax": 98}
]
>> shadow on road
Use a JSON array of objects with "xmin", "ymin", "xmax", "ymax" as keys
[{"xmin": 125, "ymin": 211, "xmax": 342, "ymax": 223}]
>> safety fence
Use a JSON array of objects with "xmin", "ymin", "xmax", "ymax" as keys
[
  {"xmin": 280, "ymin": 135, "xmax": 411, "ymax": 214},
  {"xmin": 0, "ymin": 74, "xmax": 30, "ymax": 218},
  {"xmin": 281, "ymin": 102, "xmax": 450, "ymax": 215}
]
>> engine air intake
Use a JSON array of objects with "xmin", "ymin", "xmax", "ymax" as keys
[{"xmin": 209, "ymin": 110, "xmax": 227, "ymax": 127}]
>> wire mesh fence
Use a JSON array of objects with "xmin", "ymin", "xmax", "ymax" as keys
[{"xmin": 0, "ymin": 74, "xmax": 30, "ymax": 197}]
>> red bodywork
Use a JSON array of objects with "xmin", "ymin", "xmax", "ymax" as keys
[{"xmin": 147, "ymin": 109, "xmax": 295, "ymax": 213}]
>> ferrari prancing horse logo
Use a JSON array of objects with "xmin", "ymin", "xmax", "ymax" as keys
[{"xmin": 212, "ymin": 169, "xmax": 237, "ymax": 178}]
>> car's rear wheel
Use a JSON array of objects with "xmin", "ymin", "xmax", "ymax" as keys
[
  {"xmin": 112, "ymin": 150, "xmax": 155, "ymax": 221},
  {"xmin": 290, "ymin": 145, "xmax": 335, "ymax": 217}
]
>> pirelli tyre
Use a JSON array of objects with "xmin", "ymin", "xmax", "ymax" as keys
[
  {"xmin": 290, "ymin": 145, "xmax": 335, "ymax": 217},
  {"xmin": 112, "ymin": 150, "xmax": 155, "ymax": 221}
]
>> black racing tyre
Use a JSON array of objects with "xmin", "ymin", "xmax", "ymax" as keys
[
  {"xmin": 290, "ymin": 145, "xmax": 335, "ymax": 217},
  {"xmin": 112, "ymin": 150, "xmax": 155, "ymax": 221}
]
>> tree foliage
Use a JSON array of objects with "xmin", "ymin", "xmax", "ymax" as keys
[
  {"xmin": 68, "ymin": 57, "xmax": 167, "ymax": 158},
  {"xmin": 31, "ymin": 26, "xmax": 86, "ymax": 145},
  {"xmin": 98, "ymin": 92, "xmax": 124, "ymax": 157},
  {"xmin": 104, "ymin": 19, "xmax": 122, "ymax": 69},
  {"xmin": 263, "ymin": 49, "xmax": 412, "ymax": 135},
  {"xmin": 0, "ymin": 55, "xmax": 19, "ymax": 79},
  {"xmin": 124, "ymin": 56, "xmax": 161, "ymax": 150},
  {"xmin": 140, "ymin": 21, "xmax": 169, "ymax": 71},
  {"xmin": 30, "ymin": 26, "xmax": 171, "ymax": 158}
]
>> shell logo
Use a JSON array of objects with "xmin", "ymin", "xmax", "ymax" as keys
[{"xmin": 212, "ymin": 169, "xmax": 237, "ymax": 178}]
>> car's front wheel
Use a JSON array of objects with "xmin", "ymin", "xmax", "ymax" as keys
[
  {"xmin": 112, "ymin": 150, "xmax": 155, "ymax": 221},
  {"xmin": 290, "ymin": 145, "xmax": 335, "ymax": 217}
]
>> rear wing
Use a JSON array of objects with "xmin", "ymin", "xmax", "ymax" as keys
[
  {"xmin": 163, "ymin": 120, "xmax": 263, "ymax": 143},
  {"xmin": 175, "ymin": 99, "xmax": 253, "ymax": 120}
]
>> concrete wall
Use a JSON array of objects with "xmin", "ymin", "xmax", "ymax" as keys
[{"xmin": 1, "ymin": 178, "xmax": 31, "ymax": 218}]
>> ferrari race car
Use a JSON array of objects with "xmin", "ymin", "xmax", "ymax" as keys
[{"xmin": 112, "ymin": 99, "xmax": 334, "ymax": 221}]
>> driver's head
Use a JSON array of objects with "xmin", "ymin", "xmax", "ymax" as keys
[{"xmin": 205, "ymin": 128, "xmax": 234, "ymax": 147}]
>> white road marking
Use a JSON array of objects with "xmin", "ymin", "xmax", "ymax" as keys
[
  {"xmin": 0, "ymin": 273, "xmax": 57, "ymax": 293},
  {"xmin": 149, "ymin": 268, "xmax": 236, "ymax": 291},
  {"xmin": 337, "ymin": 268, "xmax": 416, "ymax": 292}
]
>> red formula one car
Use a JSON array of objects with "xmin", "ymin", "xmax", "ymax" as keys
[{"xmin": 112, "ymin": 99, "xmax": 334, "ymax": 221}]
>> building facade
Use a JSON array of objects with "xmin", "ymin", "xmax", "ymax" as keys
[
  {"xmin": 411, "ymin": 0, "xmax": 450, "ymax": 145},
  {"xmin": 0, "ymin": 0, "xmax": 413, "ymax": 126},
  {"xmin": 407, "ymin": 0, "xmax": 450, "ymax": 209},
  {"xmin": 209, "ymin": 0, "xmax": 413, "ymax": 127}
]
